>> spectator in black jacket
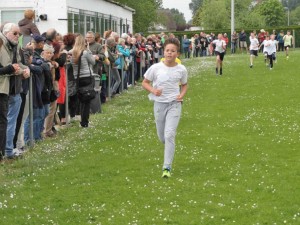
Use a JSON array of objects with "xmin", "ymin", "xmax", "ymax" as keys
[{"xmin": 239, "ymin": 29, "xmax": 248, "ymax": 54}]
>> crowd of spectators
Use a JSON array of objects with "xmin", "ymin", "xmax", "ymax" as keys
[
  {"xmin": 182, "ymin": 28, "xmax": 292, "ymax": 58},
  {"xmin": 0, "ymin": 9, "xmax": 179, "ymax": 162},
  {"xmin": 1, "ymin": 9, "xmax": 293, "ymax": 162}
]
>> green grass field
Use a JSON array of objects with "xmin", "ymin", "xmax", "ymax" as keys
[{"xmin": 1, "ymin": 50, "xmax": 300, "ymax": 225}]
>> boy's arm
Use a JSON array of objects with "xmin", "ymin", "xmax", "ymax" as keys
[
  {"xmin": 177, "ymin": 83, "xmax": 188, "ymax": 102},
  {"xmin": 142, "ymin": 78, "xmax": 162, "ymax": 96}
]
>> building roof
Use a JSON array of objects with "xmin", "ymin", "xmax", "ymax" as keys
[{"xmin": 103, "ymin": 0, "xmax": 135, "ymax": 13}]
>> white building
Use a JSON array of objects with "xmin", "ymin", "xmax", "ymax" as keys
[{"xmin": 0, "ymin": 0, "xmax": 135, "ymax": 35}]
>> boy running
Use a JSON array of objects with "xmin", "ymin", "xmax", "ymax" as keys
[
  {"xmin": 142, "ymin": 38, "xmax": 188, "ymax": 178},
  {"xmin": 259, "ymin": 35, "xmax": 270, "ymax": 66},
  {"xmin": 249, "ymin": 32, "xmax": 259, "ymax": 68},
  {"xmin": 283, "ymin": 30, "xmax": 293, "ymax": 59},
  {"xmin": 264, "ymin": 34, "xmax": 277, "ymax": 70},
  {"xmin": 210, "ymin": 33, "xmax": 226, "ymax": 75}
]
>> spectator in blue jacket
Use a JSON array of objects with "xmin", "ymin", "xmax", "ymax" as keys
[{"xmin": 182, "ymin": 35, "xmax": 191, "ymax": 59}]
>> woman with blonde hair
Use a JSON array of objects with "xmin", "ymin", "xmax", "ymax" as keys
[{"xmin": 71, "ymin": 35, "xmax": 96, "ymax": 128}]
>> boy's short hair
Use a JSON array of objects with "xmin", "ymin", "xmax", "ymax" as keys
[{"xmin": 163, "ymin": 38, "xmax": 180, "ymax": 51}]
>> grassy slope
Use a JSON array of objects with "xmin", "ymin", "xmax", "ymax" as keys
[{"xmin": 1, "ymin": 51, "xmax": 300, "ymax": 225}]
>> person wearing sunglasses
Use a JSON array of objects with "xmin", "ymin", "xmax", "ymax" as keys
[{"xmin": 0, "ymin": 22, "xmax": 30, "ymax": 160}]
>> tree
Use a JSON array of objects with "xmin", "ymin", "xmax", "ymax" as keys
[
  {"xmin": 157, "ymin": 8, "xmax": 186, "ymax": 31},
  {"xmin": 282, "ymin": 0, "xmax": 300, "ymax": 11},
  {"xmin": 117, "ymin": 0, "xmax": 161, "ymax": 33},
  {"xmin": 237, "ymin": 10, "xmax": 266, "ymax": 29},
  {"xmin": 290, "ymin": 5, "xmax": 300, "ymax": 25},
  {"xmin": 189, "ymin": 0, "xmax": 205, "ymax": 15},
  {"xmin": 156, "ymin": 9, "xmax": 177, "ymax": 30},
  {"xmin": 192, "ymin": 0, "xmax": 261, "ymax": 29},
  {"xmin": 170, "ymin": 8, "xmax": 186, "ymax": 30},
  {"xmin": 255, "ymin": 0, "xmax": 285, "ymax": 27},
  {"xmin": 228, "ymin": 0, "xmax": 266, "ymax": 29},
  {"xmin": 192, "ymin": 7, "xmax": 202, "ymax": 26},
  {"xmin": 198, "ymin": 0, "xmax": 230, "ymax": 29}
]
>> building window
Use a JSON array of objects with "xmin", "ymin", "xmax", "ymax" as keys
[
  {"xmin": 74, "ymin": 14, "xmax": 79, "ymax": 33},
  {"xmin": 101, "ymin": 17, "xmax": 104, "ymax": 35},
  {"xmin": 96, "ymin": 17, "xmax": 100, "ymax": 34},
  {"xmin": 80, "ymin": 14, "xmax": 85, "ymax": 34},
  {"xmin": 1, "ymin": 10, "xmax": 24, "ymax": 24},
  {"xmin": 67, "ymin": 7, "xmax": 129, "ymax": 35},
  {"xmin": 86, "ymin": 16, "xmax": 91, "ymax": 32},
  {"xmin": 68, "ymin": 13, "xmax": 73, "ymax": 33},
  {"xmin": 91, "ymin": 16, "xmax": 96, "ymax": 33}
]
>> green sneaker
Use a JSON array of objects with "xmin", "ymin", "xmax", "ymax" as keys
[{"xmin": 162, "ymin": 169, "xmax": 171, "ymax": 178}]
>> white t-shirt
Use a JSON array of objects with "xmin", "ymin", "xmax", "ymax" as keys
[
  {"xmin": 249, "ymin": 37, "xmax": 259, "ymax": 50},
  {"xmin": 265, "ymin": 40, "xmax": 277, "ymax": 55},
  {"xmin": 144, "ymin": 62, "xmax": 188, "ymax": 103},
  {"xmin": 262, "ymin": 40, "xmax": 269, "ymax": 53},
  {"xmin": 212, "ymin": 39, "xmax": 226, "ymax": 53},
  {"xmin": 283, "ymin": 35, "xmax": 293, "ymax": 46}
]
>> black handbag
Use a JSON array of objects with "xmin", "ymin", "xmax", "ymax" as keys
[{"xmin": 76, "ymin": 51, "xmax": 96, "ymax": 102}]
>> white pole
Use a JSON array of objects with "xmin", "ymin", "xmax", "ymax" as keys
[
  {"xmin": 288, "ymin": 9, "xmax": 290, "ymax": 26},
  {"xmin": 231, "ymin": 0, "xmax": 235, "ymax": 36}
]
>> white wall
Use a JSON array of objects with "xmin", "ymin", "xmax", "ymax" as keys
[
  {"xmin": 35, "ymin": 0, "xmax": 68, "ymax": 34},
  {"xmin": 0, "ymin": 0, "xmax": 133, "ymax": 35},
  {"xmin": 0, "ymin": 0, "xmax": 68, "ymax": 34}
]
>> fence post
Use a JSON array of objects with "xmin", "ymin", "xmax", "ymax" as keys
[
  {"xmin": 293, "ymin": 29, "xmax": 296, "ymax": 49},
  {"xmin": 28, "ymin": 73, "xmax": 34, "ymax": 147},
  {"xmin": 107, "ymin": 64, "xmax": 111, "ymax": 101},
  {"xmin": 139, "ymin": 51, "xmax": 143, "ymax": 81},
  {"xmin": 120, "ymin": 56, "xmax": 124, "ymax": 92},
  {"xmin": 65, "ymin": 63, "xmax": 69, "ymax": 126},
  {"xmin": 131, "ymin": 58, "xmax": 135, "ymax": 87}
]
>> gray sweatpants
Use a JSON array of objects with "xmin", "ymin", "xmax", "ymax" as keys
[{"xmin": 154, "ymin": 101, "xmax": 182, "ymax": 170}]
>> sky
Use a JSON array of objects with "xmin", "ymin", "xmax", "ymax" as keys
[{"xmin": 162, "ymin": 0, "xmax": 193, "ymax": 22}]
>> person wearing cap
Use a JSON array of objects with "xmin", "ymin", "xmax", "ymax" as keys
[
  {"xmin": 32, "ymin": 34, "xmax": 46, "ymax": 43},
  {"xmin": 0, "ymin": 23, "xmax": 30, "ymax": 160}
]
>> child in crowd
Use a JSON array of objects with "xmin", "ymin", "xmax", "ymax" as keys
[{"xmin": 142, "ymin": 38, "xmax": 188, "ymax": 178}]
